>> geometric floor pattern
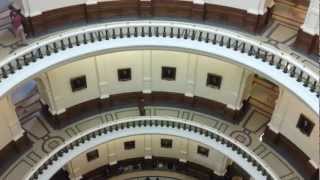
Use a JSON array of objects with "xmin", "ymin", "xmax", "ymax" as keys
[{"xmin": 1, "ymin": 104, "xmax": 302, "ymax": 180}]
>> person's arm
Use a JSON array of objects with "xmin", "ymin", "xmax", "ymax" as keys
[{"xmin": 9, "ymin": 12, "xmax": 14, "ymax": 22}]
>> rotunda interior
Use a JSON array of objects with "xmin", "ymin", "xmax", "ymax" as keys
[{"xmin": 0, "ymin": 1, "xmax": 318, "ymax": 180}]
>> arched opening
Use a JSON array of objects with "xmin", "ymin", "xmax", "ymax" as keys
[
  {"xmin": 11, "ymin": 80, "xmax": 39, "ymax": 123},
  {"xmin": 239, "ymin": 74, "xmax": 280, "ymax": 136},
  {"xmin": 9, "ymin": 77, "xmax": 53, "ymax": 148}
]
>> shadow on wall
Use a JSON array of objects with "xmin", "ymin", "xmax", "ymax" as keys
[
  {"xmin": 0, "ymin": 0, "xmax": 11, "ymax": 12},
  {"xmin": 11, "ymin": 80, "xmax": 37, "ymax": 104}
]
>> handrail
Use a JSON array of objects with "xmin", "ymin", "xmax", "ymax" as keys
[
  {"xmin": 0, "ymin": 20, "xmax": 318, "ymax": 111},
  {"xmin": 23, "ymin": 116, "xmax": 280, "ymax": 180},
  {"xmin": 1, "ymin": 20, "xmax": 319, "ymax": 78}
]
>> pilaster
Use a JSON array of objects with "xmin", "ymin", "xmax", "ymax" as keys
[
  {"xmin": 185, "ymin": 54, "xmax": 198, "ymax": 97},
  {"xmin": 143, "ymin": 50, "xmax": 152, "ymax": 94}
]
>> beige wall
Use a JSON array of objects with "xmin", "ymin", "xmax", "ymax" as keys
[
  {"xmin": 108, "ymin": 135, "xmax": 145, "ymax": 164},
  {"xmin": 0, "ymin": 96, "xmax": 24, "ymax": 149},
  {"xmin": 151, "ymin": 51, "xmax": 189, "ymax": 94},
  {"xmin": 67, "ymin": 135, "xmax": 229, "ymax": 178},
  {"xmin": 46, "ymin": 57, "xmax": 100, "ymax": 114},
  {"xmin": 151, "ymin": 135, "xmax": 188, "ymax": 161},
  {"xmin": 68, "ymin": 143, "xmax": 108, "ymax": 177},
  {"xmin": 43, "ymin": 50, "xmax": 248, "ymax": 113},
  {"xmin": 269, "ymin": 89, "xmax": 319, "ymax": 166},
  {"xmin": 96, "ymin": 51, "xmax": 144, "ymax": 97},
  {"xmin": 194, "ymin": 55, "xmax": 245, "ymax": 109}
]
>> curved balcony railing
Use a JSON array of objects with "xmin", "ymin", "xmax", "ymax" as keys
[
  {"xmin": 23, "ymin": 116, "xmax": 280, "ymax": 180},
  {"xmin": 0, "ymin": 20, "xmax": 319, "ymax": 112}
]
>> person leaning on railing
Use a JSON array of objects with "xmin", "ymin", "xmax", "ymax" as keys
[
  {"xmin": 8, "ymin": 5, "xmax": 27, "ymax": 46},
  {"xmin": 138, "ymin": 97, "xmax": 146, "ymax": 116}
]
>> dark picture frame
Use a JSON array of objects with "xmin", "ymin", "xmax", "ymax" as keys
[
  {"xmin": 206, "ymin": 73, "xmax": 222, "ymax": 89},
  {"xmin": 70, "ymin": 75, "xmax": 87, "ymax": 92},
  {"xmin": 86, "ymin": 149, "xmax": 99, "ymax": 162},
  {"xmin": 161, "ymin": 66, "xmax": 176, "ymax": 81},
  {"xmin": 296, "ymin": 114, "xmax": 314, "ymax": 136},
  {"xmin": 161, "ymin": 138, "xmax": 173, "ymax": 148},
  {"xmin": 124, "ymin": 141, "xmax": 135, "ymax": 150},
  {"xmin": 197, "ymin": 145, "xmax": 209, "ymax": 157},
  {"xmin": 118, "ymin": 68, "xmax": 132, "ymax": 81}
]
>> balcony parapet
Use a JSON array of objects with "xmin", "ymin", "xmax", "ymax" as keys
[{"xmin": 0, "ymin": 20, "xmax": 318, "ymax": 114}]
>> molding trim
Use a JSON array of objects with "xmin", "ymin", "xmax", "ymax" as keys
[
  {"xmin": 309, "ymin": 159, "xmax": 319, "ymax": 169},
  {"xmin": 100, "ymin": 94, "xmax": 110, "ymax": 99},
  {"xmin": 56, "ymin": 108, "xmax": 66, "ymax": 115},
  {"xmin": 144, "ymin": 155, "xmax": 152, "ymax": 159},
  {"xmin": 184, "ymin": 92, "xmax": 194, "ymax": 97},
  {"xmin": 267, "ymin": 123, "xmax": 280, "ymax": 134},
  {"xmin": 226, "ymin": 104, "xmax": 242, "ymax": 111},
  {"xmin": 44, "ymin": 92, "xmax": 245, "ymax": 129},
  {"xmin": 214, "ymin": 169, "xmax": 227, "ymax": 176},
  {"xmin": 13, "ymin": 130, "xmax": 25, "ymax": 141},
  {"xmin": 142, "ymin": 89, "xmax": 152, "ymax": 94}
]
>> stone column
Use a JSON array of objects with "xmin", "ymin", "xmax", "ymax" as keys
[
  {"xmin": 142, "ymin": 50, "xmax": 152, "ymax": 103},
  {"xmin": 185, "ymin": 54, "xmax": 197, "ymax": 98},
  {"xmin": 65, "ymin": 163, "xmax": 83, "ymax": 180},
  {"xmin": 245, "ymin": 0, "xmax": 272, "ymax": 32},
  {"xmin": 267, "ymin": 88, "xmax": 286, "ymax": 133},
  {"xmin": 0, "ymin": 96, "xmax": 28, "ymax": 151},
  {"xmin": 214, "ymin": 155, "xmax": 229, "ymax": 177},
  {"xmin": 36, "ymin": 73, "xmax": 61, "ymax": 115},
  {"xmin": 142, "ymin": 50, "xmax": 152, "ymax": 94},
  {"xmin": 301, "ymin": 0, "xmax": 319, "ymax": 35},
  {"xmin": 232, "ymin": 69, "xmax": 252, "ymax": 111},
  {"xmin": 21, "ymin": 0, "xmax": 30, "ymax": 16},
  {"xmin": 294, "ymin": 0, "xmax": 319, "ymax": 54},
  {"xmin": 144, "ymin": 135, "xmax": 152, "ymax": 159}
]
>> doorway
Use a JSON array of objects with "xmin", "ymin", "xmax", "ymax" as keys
[
  {"xmin": 272, "ymin": 0, "xmax": 308, "ymax": 28},
  {"xmin": 248, "ymin": 75, "xmax": 279, "ymax": 116},
  {"xmin": 11, "ymin": 80, "xmax": 43, "ymax": 123},
  {"xmin": 239, "ymin": 75, "xmax": 280, "ymax": 136}
]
